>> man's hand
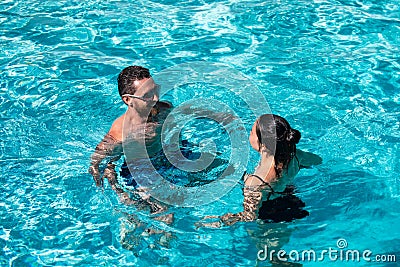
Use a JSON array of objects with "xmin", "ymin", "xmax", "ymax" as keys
[
  {"xmin": 195, "ymin": 215, "xmax": 222, "ymax": 229},
  {"xmin": 89, "ymin": 165, "xmax": 103, "ymax": 187}
]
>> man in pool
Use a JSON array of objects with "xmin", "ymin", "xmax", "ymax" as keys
[{"xmin": 88, "ymin": 65, "xmax": 172, "ymax": 206}]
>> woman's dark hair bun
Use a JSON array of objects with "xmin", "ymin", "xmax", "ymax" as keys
[{"xmin": 286, "ymin": 128, "xmax": 301, "ymax": 144}]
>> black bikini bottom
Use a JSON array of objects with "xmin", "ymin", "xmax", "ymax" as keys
[{"xmin": 258, "ymin": 186, "xmax": 309, "ymax": 223}]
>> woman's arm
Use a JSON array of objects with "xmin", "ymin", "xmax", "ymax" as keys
[
  {"xmin": 220, "ymin": 186, "xmax": 263, "ymax": 226},
  {"xmin": 197, "ymin": 185, "xmax": 264, "ymax": 228}
]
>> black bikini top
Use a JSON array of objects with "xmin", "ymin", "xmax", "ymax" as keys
[{"xmin": 243, "ymin": 172, "xmax": 288, "ymax": 201}]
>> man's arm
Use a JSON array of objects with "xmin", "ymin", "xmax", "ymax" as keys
[
  {"xmin": 296, "ymin": 149, "xmax": 322, "ymax": 168},
  {"xmin": 89, "ymin": 133, "xmax": 122, "ymax": 187},
  {"xmin": 89, "ymin": 114, "xmax": 125, "ymax": 187}
]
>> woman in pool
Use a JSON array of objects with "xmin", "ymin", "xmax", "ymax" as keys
[{"xmin": 199, "ymin": 114, "xmax": 321, "ymax": 227}]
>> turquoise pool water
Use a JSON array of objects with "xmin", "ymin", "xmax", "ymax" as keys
[{"xmin": 1, "ymin": 0, "xmax": 399, "ymax": 266}]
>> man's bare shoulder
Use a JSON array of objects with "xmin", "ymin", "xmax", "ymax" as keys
[
  {"xmin": 108, "ymin": 115, "xmax": 125, "ymax": 142},
  {"xmin": 156, "ymin": 100, "xmax": 173, "ymax": 110}
]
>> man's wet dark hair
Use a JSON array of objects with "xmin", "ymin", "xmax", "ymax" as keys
[
  {"xmin": 117, "ymin": 66, "xmax": 151, "ymax": 96},
  {"xmin": 255, "ymin": 114, "xmax": 301, "ymax": 177}
]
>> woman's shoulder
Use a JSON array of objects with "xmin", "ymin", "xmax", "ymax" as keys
[{"xmin": 243, "ymin": 174, "xmax": 274, "ymax": 192}]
